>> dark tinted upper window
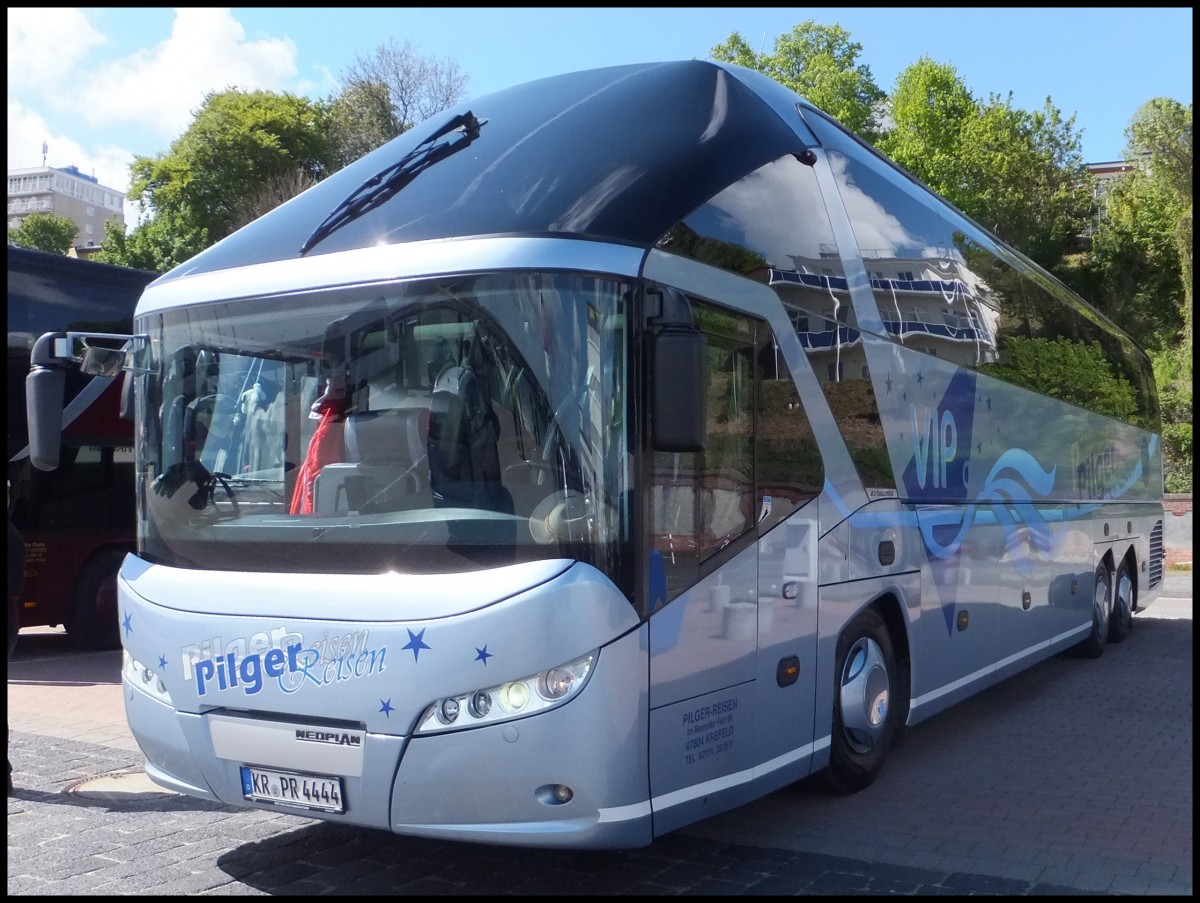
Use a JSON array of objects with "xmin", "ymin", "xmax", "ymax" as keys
[
  {"xmin": 657, "ymin": 156, "xmax": 894, "ymax": 494},
  {"xmin": 160, "ymin": 61, "xmax": 806, "ymax": 281},
  {"xmin": 803, "ymin": 108, "xmax": 1160, "ymax": 430}
]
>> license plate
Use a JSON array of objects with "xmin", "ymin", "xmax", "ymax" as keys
[{"xmin": 240, "ymin": 765, "xmax": 345, "ymax": 814}]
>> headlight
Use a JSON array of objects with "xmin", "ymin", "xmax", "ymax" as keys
[
  {"xmin": 123, "ymin": 650, "xmax": 173, "ymax": 705},
  {"xmin": 416, "ymin": 651, "xmax": 595, "ymax": 734}
]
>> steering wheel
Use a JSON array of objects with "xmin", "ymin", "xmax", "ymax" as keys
[{"xmin": 529, "ymin": 489, "xmax": 592, "ymax": 545}]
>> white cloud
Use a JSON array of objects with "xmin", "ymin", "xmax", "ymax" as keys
[
  {"xmin": 71, "ymin": 8, "xmax": 300, "ymax": 141},
  {"xmin": 9, "ymin": 97, "xmax": 138, "ymax": 224},
  {"xmin": 7, "ymin": 8, "xmax": 105, "ymax": 92},
  {"xmin": 10, "ymin": 9, "xmax": 301, "ymax": 148},
  {"xmin": 9, "ymin": 9, "xmax": 306, "ymax": 232}
]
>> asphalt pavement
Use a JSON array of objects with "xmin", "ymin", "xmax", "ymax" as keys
[{"xmin": 7, "ymin": 570, "xmax": 1193, "ymax": 895}]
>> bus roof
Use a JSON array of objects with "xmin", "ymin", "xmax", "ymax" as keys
[{"xmin": 154, "ymin": 60, "xmax": 808, "ymax": 283}]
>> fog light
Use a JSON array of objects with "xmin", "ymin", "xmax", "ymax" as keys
[{"xmin": 536, "ymin": 783, "xmax": 575, "ymax": 806}]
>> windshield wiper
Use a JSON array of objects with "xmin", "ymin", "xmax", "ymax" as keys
[{"xmin": 299, "ymin": 110, "xmax": 486, "ymax": 255}]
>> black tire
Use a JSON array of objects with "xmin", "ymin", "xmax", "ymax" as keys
[
  {"xmin": 1107, "ymin": 558, "xmax": 1134, "ymax": 644},
  {"xmin": 65, "ymin": 549, "xmax": 127, "ymax": 651},
  {"xmin": 821, "ymin": 608, "xmax": 899, "ymax": 795},
  {"xmin": 1072, "ymin": 562, "xmax": 1112, "ymax": 659}
]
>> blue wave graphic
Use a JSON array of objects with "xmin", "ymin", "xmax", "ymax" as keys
[{"xmin": 919, "ymin": 450, "xmax": 1057, "ymax": 577}]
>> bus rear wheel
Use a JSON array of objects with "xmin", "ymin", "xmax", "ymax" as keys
[
  {"xmin": 1072, "ymin": 562, "xmax": 1112, "ymax": 659},
  {"xmin": 65, "ymin": 549, "xmax": 126, "ymax": 651},
  {"xmin": 1107, "ymin": 558, "xmax": 1134, "ymax": 644},
  {"xmin": 821, "ymin": 608, "xmax": 899, "ymax": 795}
]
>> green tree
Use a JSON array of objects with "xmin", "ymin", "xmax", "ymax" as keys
[
  {"xmin": 7, "ymin": 211, "xmax": 78, "ymax": 254},
  {"xmin": 325, "ymin": 78, "xmax": 402, "ymax": 170},
  {"xmin": 879, "ymin": 58, "xmax": 1093, "ymax": 270},
  {"xmin": 130, "ymin": 89, "xmax": 334, "ymax": 241},
  {"xmin": 99, "ymin": 42, "xmax": 469, "ymax": 272},
  {"xmin": 879, "ymin": 57, "xmax": 976, "ymax": 183},
  {"xmin": 1090, "ymin": 98, "xmax": 1193, "ymax": 491},
  {"xmin": 338, "ymin": 38, "xmax": 468, "ymax": 137},
  {"xmin": 91, "ymin": 211, "xmax": 207, "ymax": 274},
  {"xmin": 99, "ymin": 89, "xmax": 334, "ymax": 271},
  {"xmin": 1088, "ymin": 168, "xmax": 1186, "ymax": 348},
  {"xmin": 1125, "ymin": 98, "xmax": 1191, "ymax": 348},
  {"xmin": 1154, "ymin": 344, "xmax": 1192, "ymax": 492},
  {"xmin": 711, "ymin": 21, "xmax": 885, "ymax": 140}
]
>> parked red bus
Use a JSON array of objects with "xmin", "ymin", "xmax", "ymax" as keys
[{"xmin": 7, "ymin": 246, "xmax": 155, "ymax": 648}]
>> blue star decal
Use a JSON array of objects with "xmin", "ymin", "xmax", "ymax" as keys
[
  {"xmin": 158, "ymin": 655, "xmax": 167, "ymax": 670},
  {"xmin": 379, "ymin": 699, "xmax": 394, "ymax": 718},
  {"xmin": 403, "ymin": 628, "xmax": 431, "ymax": 662},
  {"xmin": 122, "ymin": 612, "xmax": 133, "ymax": 637},
  {"xmin": 475, "ymin": 645, "xmax": 493, "ymax": 665}
]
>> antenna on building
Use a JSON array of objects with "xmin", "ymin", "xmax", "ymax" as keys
[{"xmin": 42, "ymin": 140, "xmax": 48, "ymax": 166}]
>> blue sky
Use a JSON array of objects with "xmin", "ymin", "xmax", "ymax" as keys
[{"xmin": 7, "ymin": 7, "xmax": 1193, "ymax": 223}]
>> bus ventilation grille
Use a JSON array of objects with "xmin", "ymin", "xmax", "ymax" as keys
[{"xmin": 1148, "ymin": 520, "xmax": 1164, "ymax": 588}]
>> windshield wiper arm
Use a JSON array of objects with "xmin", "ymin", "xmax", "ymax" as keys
[{"xmin": 300, "ymin": 111, "xmax": 485, "ymax": 256}]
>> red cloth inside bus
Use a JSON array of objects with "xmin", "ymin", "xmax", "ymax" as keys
[{"xmin": 288, "ymin": 398, "xmax": 346, "ymax": 515}]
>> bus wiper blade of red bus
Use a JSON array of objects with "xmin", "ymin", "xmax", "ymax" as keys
[{"xmin": 299, "ymin": 111, "xmax": 486, "ymax": 256}]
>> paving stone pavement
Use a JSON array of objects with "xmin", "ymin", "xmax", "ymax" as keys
[
  {"xmin": 7, "ymin": 574, "xmax": 1192, "ymax": 895},
  {"xmin": 4, "ymin": 732, "xmax": 1103, "ymax": 896}
]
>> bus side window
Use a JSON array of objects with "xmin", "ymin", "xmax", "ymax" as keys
[
  {"xmin": 755, "ymin": 339, "xmax": 823, "ymax": 531},
  {"xmin": 652, "ymin": 301, "xmax": 757, "ymax": 602}
]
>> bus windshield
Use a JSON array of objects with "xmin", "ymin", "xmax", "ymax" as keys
[{"xmin": 135, "ymin": 271, "xmax": 632, "ymax": 586}]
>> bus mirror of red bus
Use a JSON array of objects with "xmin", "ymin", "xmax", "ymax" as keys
[
  {"xmin": 26, "ymin": 332, "xmax": 68, "ymax": 472},
  {"xmin": 80, "ymin": 345, "xmax": 127, "ymax": 377}
]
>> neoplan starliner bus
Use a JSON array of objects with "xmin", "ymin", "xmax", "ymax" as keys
[
  {"xmin": 9, "ymin": 246, "xmax": 155, "ymax": 649},
  {"xmin": 26, "ymin": 61, "xmax": 1165, "ymax": 848}
]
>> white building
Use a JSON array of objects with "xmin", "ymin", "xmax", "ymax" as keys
[{"xmin": 7, "ymin": 164, "xmax": 127, "ymax": 251}]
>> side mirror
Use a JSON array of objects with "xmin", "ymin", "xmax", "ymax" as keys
[
  {"xmin": 26, "ymin": 365, "xmax": 65, "ymax": 472},
  {"xmin": 652, "ymin": 326, "xmax": 706, "ymax": 452}
]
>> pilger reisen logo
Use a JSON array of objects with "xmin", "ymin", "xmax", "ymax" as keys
[{"xmin": 183, "ymin": 627, "xmax": 389, "ymax": 697}]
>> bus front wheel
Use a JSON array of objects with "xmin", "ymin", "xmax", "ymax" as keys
[
  {"xmin": 66, "ymin": 549, "xmax": 126, "ymax": 651},
  {"xmin": 821, "ymin": 608, "xmax": 899, "ymax": 795}
]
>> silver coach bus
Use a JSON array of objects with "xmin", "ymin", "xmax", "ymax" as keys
[{"xmin": 27, "ymin": 60, "xmax": 1164, "ymax": 848}]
